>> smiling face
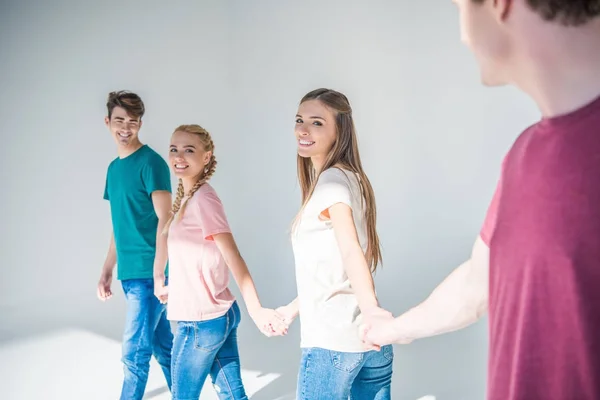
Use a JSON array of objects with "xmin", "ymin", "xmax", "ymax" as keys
[
  {"xmin": 105, "ymin": 106, "xmax": 142, "ymax": 148},
  {"xmin": 168, "ymin": 130, "xmax": 212, "ymax": 181},
  {"xmin": 295, "ymin": 99, "xmax": 337, "ymax": 167}
]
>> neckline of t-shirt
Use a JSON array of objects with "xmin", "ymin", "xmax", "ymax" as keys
[
  {"xmin": 118, "ymin": 144, "xmax": 148, "ymax": 161},
  {"xmin": 539, "ymin": 93, "xmax": 600, "ymax": 129}
]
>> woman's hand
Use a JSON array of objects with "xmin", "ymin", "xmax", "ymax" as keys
[{"xmin": 250, "ymin": 307, "xmax": 289, "ymax": 337}]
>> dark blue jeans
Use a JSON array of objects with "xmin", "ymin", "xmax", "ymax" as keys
[
  {"xmin": 171, "ymin": 301, "xmax": 247, "ymax": 400},
  {"xmin": 120, "ymin": 278, "xmax": 173, "ymax": 400}
]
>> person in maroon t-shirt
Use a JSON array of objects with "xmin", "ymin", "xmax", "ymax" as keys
[{"xmin": 360, "ymin": 1, "xmax": 600, "ymax": 399}]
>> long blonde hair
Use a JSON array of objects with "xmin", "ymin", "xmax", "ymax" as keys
[
  {"xmin": 162, "ymin": 124, "xmax": 217, "ymax": 235},
  {"xmin": 295, "ymin": 88, "xmax": 382, "ymax": 272}
]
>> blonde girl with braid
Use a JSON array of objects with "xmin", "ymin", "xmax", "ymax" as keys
[
  {"xmin": 161, "ymin": 124, "xmax": 288, "ymax": 399},
  {"xmin": 274, "ymin": 89, "xmax": 394, "ymax": 400}
]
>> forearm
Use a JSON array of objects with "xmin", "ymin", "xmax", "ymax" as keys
[
  {"xmin": 102, "ymin": 234, "xmax": 117, "ymax": 273},
  {"xmin": 344, "ymin": 247, "xmax": 379, "ymax": 312},
  {"xmin": 284, "ymin": 297, "xmax": 299, "ymax": 318},
  {"xmin": 391, "ymin": 241, "xmax": 489, "ymax": 342},
  {"xmin": 153, "ymin": 220, "xmax": 168, "ymax": 280},
  {"xmin": 228, "ymin": 255, "xmax": 262, "ymax": 316}
]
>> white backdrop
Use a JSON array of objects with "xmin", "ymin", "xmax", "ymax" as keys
[{"xmin": 0, "ymin": 1, "xmax": 539, "ymax": 399}]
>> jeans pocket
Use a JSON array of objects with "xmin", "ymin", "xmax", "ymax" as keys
[
  {"xmin": 382, "ymin": 345, "xmax": 394, "ymax": 362},
  {"xmin": 193, "ymin": 313, "xmax": 229, "ymax": 352},
  {"xmin": 330, "ymin": 350, "xmax": 364, "ymax": 373}
]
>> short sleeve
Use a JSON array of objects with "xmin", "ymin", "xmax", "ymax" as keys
[
  {"xmin": 103, "ymin": 172, "xmax": 110, "ymax": 200},
  {"xmin": 142, "ymin": 155, "xmax": 172, "ymax": 195},
  {"xmin": 311, "ymin": 168, "xmax": 354, "ymax": 216},
  {"xmin": 195, "ymin": 187, "xmax": 231, "ymax": 240},
  {"xmin": 480, "ymin": 158, "xmax": 506, "ymax": 246},
  {"xmin": 103, "ymin": 165, "xmax": 111, "ymax": 200}
]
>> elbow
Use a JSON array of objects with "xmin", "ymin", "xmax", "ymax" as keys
[
  {"xmin": 223, "ymin": 249, "xmax": 243, "ymax": 272},
  {"xmin": 475, "ymin": 295, "xmax": 488, "ymax": 320},
  {"xmin": 340, "ymin": 245, "xmax": 364, "ymax": 269}
]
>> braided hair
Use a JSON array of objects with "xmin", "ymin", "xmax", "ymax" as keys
[{"xmin": 162, "ymin": 124, "xmax": 217, "ymax": 235}]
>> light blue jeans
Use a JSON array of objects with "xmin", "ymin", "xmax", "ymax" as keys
[
  {"xmin": 120, "ymin": 278, "xmax": 173, "ymax": 400},
  {"xmin": 171, "ymin": 301, "xmax": 247, "ymax": 400},
  {"xmin": 296, "ymin": 345, "xmax": 394, "ymax": 400}
]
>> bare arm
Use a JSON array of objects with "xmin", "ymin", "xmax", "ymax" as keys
[
  {"xmin": 97, "ymin": 232, "xmax": 117, "ymax": 301},
  {"xmin": 278, "ymin": 297, "xmax": 299, "ymax": 322},
  {"xmin": 151, "ymin": 190, "xmax": 172, "ymax": 281},
  {"xmin": 213, "ymin": 232, "xmax": 263, "ymax": 316},
  {"xmin": 328, "ymin": 203, "xmax": 380, "ymax": 312},
  {"xmin": 372, "ymin": 236, "xmax": 489, "ymax": 344},
  {"xmin": 213, "ymin": 232, "xmax": 287, "ymax": 335}
]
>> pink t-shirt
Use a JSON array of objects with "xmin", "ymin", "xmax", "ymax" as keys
[{"xmin": 166, "ymin": 183, "xmax": 235, "ymax": 321}]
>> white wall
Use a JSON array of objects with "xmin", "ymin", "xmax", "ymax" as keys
[{"xmin": 0, "ymin": 1, "xmax": 539, "ymax": 399}]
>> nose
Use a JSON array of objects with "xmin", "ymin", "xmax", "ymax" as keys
[{"xmin": 295, "ymin": 124, "xmax": 309, "ymax": 136}]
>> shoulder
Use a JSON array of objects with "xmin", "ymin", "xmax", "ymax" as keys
[
  {"xmin": 190, "ymin": 183, "xmax": 222, "ymax": 205},
  {"xmin": 106, "ymin": 157, "xmax": 119, "ymax": 175},
  {"xmin": 317, "ymin": 167, "xmax": 354, "ymax": 187},
  {"xmin": 315, "ymin": 168, "xmax": 358, "ymax": 195},
  {"xmin": 140, "ymin": 147, "xmax": 170, "ymax": 175},
  {"xmin": 142, "ymin": 145, "xmax": 168, "ymax": 165}
]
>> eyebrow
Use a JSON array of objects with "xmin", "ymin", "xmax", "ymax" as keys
[
  {"xmin": 114, "ymin": 116, "xmax": 139, "ymax": 122},
  {"xmin": 296, "ymin": 114, "xmax": 326, "ymax": 121},
  {"xmin": 170, "ymin": 144, "xmax": 196, "ymax": 148}
]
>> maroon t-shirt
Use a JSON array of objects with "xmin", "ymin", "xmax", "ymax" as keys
[{"xmin": 480, "ymin": 95, "xmax": 600, "ymax": 400}]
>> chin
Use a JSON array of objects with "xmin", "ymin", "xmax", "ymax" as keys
[
  {"xmin": 479, "ymin": 67, "xmax": 509, "ymax": 87},
  {"xmin": 297, "ymin": 149, "xmax": 313, "ymax": 159},
  {"xmin": 115, "ymin": 136, "xmax": 133, "ymax": 146}
]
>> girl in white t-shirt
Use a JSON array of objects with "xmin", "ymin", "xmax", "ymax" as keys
[{"xmin": 276, "ymin": 89, "xmax": 394, "ymax": 399}]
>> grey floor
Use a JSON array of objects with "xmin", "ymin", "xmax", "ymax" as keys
[{"xmin": 0, "ymin": 287, "xmax": 483, "ymax": 399}]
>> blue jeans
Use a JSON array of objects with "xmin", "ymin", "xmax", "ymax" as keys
[
  {"xmin": 296, "ymin": 345, "xmax": 394, "ymax": 400},
  {"xmin": 171, "ymin": 301, "xmax": 247, "ymax": 400},
  {"xmin": 120, "ymin": 278, "xmax": 174, "ymax": 400}
]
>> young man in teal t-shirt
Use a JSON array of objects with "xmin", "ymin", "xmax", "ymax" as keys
[{"xmin": 96, "ymin": 90, "xmax": 173, "ymax": 400}]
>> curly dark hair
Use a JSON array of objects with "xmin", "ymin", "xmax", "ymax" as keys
[{"xmin": 471, "ymin": 0, "xmax": 600, "ymax": 26}]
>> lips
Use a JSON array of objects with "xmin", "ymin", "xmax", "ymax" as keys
[
  {"xmin": 173, "ymin": 163, "xmax": 189, "ymax": 172},
  {"xmin": 299, "ymin": 139, "xmax": 315, "ymax": 147},
  {"xmin": 118, "ymin": 132, "xmax": 132, "ymax": 138}
]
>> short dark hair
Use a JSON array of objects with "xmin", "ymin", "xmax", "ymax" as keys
[
  {"xmin": 472, "ymin": 0, "xmax": 600, "ymax": 26},
  {"xmin": 106, "ymin": 90, "xmax": 145, "ymax": 120}
]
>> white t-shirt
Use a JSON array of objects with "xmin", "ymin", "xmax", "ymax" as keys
[{"xmin": 292, "ymin": 167, "xmax": 369, "ymax": 352}]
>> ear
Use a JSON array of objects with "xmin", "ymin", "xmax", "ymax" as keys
[
  {"xmin": 493, "ymin": 0, "xmax": 512, "ymax": 22},
  {"xmin": 104, "ymin": 116, "xmax": 110, "ymax": 126},
  {"xmin": 138, "ymin": 119, "xmax": 143, "ymax": 129},
  {"xmin": 204, "ymin": 150, "xmax": 213, "ymax": 166}
]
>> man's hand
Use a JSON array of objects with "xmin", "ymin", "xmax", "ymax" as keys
[
  {"xmin": 154, "ymin": 278, "xmax": 169, "ymax": 304},
  {"xmin": 360, "ymin": 313, "xmax": 414, "ymax": 348},
  {"xmin": 359, "ymin": 306, "xmax": 395, "ymax": 350},
  {"xmin": 97, "ymin": 271, "xmax": 113, "ymax": 301}
]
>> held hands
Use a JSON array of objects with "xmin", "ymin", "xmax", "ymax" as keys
[
  {"xmin": 359, "ymin": 307, "xmax": 414, "ymax": 348},
  {"xmin": 275, "ymin": 304, "xmax": 298, "ymax": 326},
  {"xmin": 154, "ymin": 278, "xmax": 169, "ymax": 304},
  {"xmin": 360, "ymin": 306, "xmax": 394, "ymax": 351},
  {"xmin": 250, "ymin": 307, "xmax": 289, "ymax": 337},
  {"xmin": 359, "ymin": 306, "xmax": 397, "ymax": 350},
  {"xmin": 97, "ymin": 271, "xmax": 113, "ymax": 301}
]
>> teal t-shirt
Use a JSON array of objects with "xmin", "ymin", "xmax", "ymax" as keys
[{"xmin": 103, "ymin": 145, "xmax": 171, "ymax": 280}]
